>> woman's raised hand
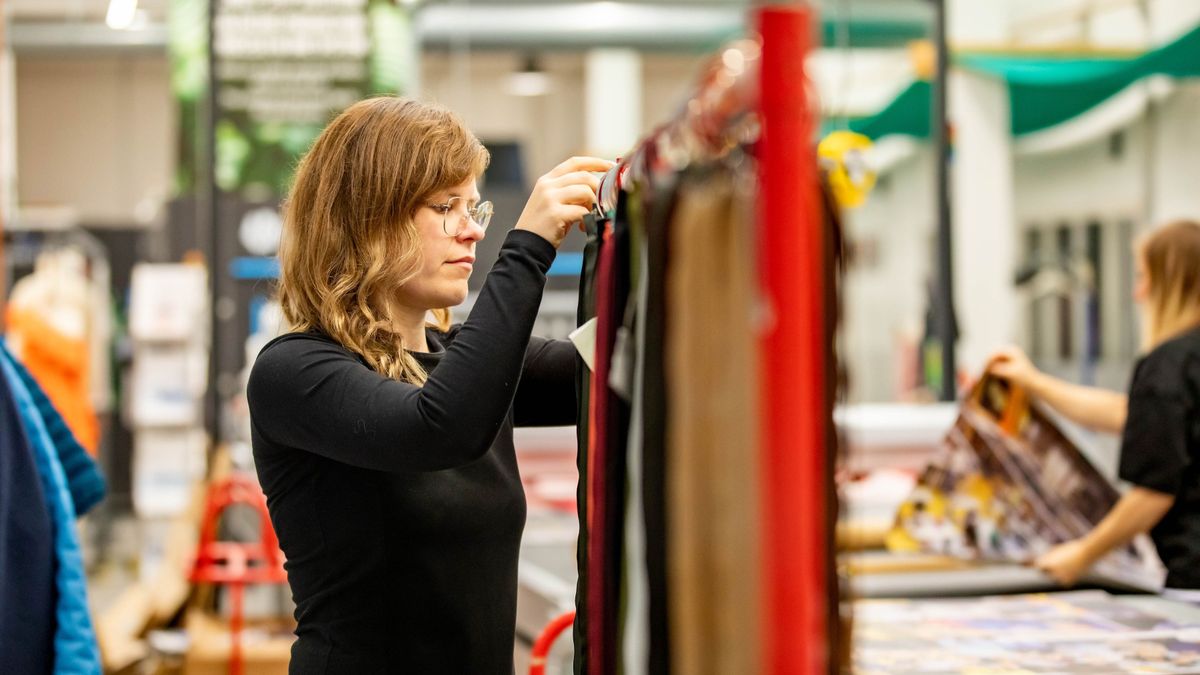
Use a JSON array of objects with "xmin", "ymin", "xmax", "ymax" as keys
[
  {"xmin": 987, "ymin": 345, "xmax": 1039, "ymax": 389},
  {"xmin": 515, "ymin": 156, "xmax": 614, "ymax": 248}
]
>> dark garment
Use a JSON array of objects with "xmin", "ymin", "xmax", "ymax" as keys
[
  {"xmin": 642, "ymin": 179, "xmax": 678, "ymax": 675},
  {"xmin": 0, "ymin": 365, "xmax": 56, "ymax": 675},
  {"xmin": 586, "ymin": 221, "xmax": 617, "ymax": 675},
  {"xmin": 586, "ymin": 215, "xmax": 632, "ymax": 675},
  {"xmin": 6, "ymin": 355, "xmax": 105, "ymax": 515},
  {"xmin": 248, "ymin": 230, "xmax": 575, "ymax": 674},
  {"xmin": 1119, "ymin": 326, "xmax": 1200, "ymax": 589},
  {"xmin": 573, "ymin": 213, "xmax": 602, "ymax": 675}
]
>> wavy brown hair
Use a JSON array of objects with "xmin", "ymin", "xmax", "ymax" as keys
[
  {"xmin": 1138, "ymin": 219, "xmax": 1200, "ymax": 350},
  {"xmin": 278, "ymin": 97, "xmax": 489, "ymax": 384}
]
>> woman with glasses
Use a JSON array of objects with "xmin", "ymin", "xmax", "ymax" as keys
[{"xmin": 247, "ymin": 96, "xmax": 611, "ymax": 673}]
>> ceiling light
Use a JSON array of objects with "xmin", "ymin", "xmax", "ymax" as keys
[
  {"xmin": 508, "ymin": 55, "xmax": 551, "ymax": 97},
  {"xmin": 106, "ymin": 0, "xmax": 139, "ymax": 31}
]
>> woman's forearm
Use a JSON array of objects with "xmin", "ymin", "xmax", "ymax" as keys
[
  {"xmin": 1080, "ymin": 486, "xmax": 1175, "ymax": 565},
  {"xmin": 1026, "ymin": 370, "xmax": 1128, "ymax": 434}
]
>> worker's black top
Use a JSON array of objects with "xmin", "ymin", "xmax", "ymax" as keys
[
  {"xmin": 247, "ymin": 230, "xmax": 577, "ymax": 674},
  {"xmin": 1119, "ymin": 325, "xmax": 1200, "ymax": 590}
]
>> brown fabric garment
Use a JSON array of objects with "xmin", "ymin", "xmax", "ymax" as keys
[{"xmin": 665, "ymin": 172, "xmax": 761, "ymax": 675}]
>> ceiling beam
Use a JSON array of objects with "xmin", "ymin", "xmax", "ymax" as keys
[{"xmin": 8, "ymin": 5, "xmax": 929, "ymax": 54}]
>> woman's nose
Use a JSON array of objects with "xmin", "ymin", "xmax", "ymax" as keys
[{"xmin": 458, "ymin": 217, "xmax": 486, "ymax": 241}]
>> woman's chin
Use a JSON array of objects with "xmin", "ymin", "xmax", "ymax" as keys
[{"xmin": 442, "ymin": 288, "xmax": 469, "ymax": 308}]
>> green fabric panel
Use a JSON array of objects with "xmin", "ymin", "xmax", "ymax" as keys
[
  {"xmin": 849, "ymin": 80, "xmax": 931, "ymax": 139},
  {"xmin": 848, "ymin": 22, "xmax": 1200, "ymax": 140},
  {"xmin": 1007, "ymin": 71, "xmax": 1135, "ymax": 135},
  {"xmin": 1137, "ymin": 23, "xmax": 1200, "ymax": 78},
  {"xmin": 958, "ymin": 55, "xmax": 1131, "ymax": 85}
]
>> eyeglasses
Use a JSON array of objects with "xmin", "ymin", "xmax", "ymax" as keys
[{"xmin": 429, "ymin": 196, "xmax": 493, "ymax": 237}]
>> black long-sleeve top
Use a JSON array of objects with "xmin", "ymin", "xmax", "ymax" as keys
[{"xmin": 247, "ymin": 230, "xmax": 577, "ymax": 673}]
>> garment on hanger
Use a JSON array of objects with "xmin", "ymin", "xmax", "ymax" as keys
[
  {"xmin": 5, "ymin": 353, "xmax": 106, "ymax": 516},
  {"xmin": 587, "ymin": 216, "xmax": 630, "ymax": 675},
  {"xmin": 619, "ymin": 184, "xmax": 651, "ymax": 674},
  {"xmin": 0, "ymin": 342, "xmax": 103, "ymax": 674},
  {"xmin": 0, "ymin": 353, "xmax": 57, "ymax": 674},
  {"xmin": 641, "ymin": 177, "xmax": 678, "ymax": 675},
  {"xmin": 665, "ymin": 171, "xmax": 761, "ymax": 675},
  {"xmin": 6, "ymin": 247, "xmax": 102, "ymax": 455},
  {"xmin": 6, "ymin": 306, "xmax": 99, "ymax": 455},
  {"xmin": 573, "ymin": 213, "xmax": 602, "ymax": 675}
]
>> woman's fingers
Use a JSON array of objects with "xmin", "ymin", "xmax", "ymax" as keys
[
  {"xmin": 555, "ymin": 184, "xmax": 599, "ymax": 209},
  {"xmin": 555, "ymin": 204, "xmax": 591, "ymax": 228},
  {"xmin": 551, "ymin": 171, "xmax": 603, "ymax": 195},
  {"xmin": 547, "ymin": 156, "xmax": 614, "ymax": 178}
]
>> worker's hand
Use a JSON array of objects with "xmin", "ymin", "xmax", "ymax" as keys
[
  {"xmin": 1034, "ymin": 539, "xmax": 1093, "ymax": 587},
  {"xmin": 515, "ymin": 156, "xmax": 614, "ymax": 248},
  {"xmin": 987, "ymin": 345, "xmax": 1039, "ymax": 389}
]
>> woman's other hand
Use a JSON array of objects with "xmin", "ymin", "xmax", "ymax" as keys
[
  {"xmin": 987, "ymin": 345, "xmax": 1039, "ymax": 389},
  {"xmin": 1034, "ymin": 539, "xmax": 1093, "ymax": 587},
  {"xmin": 515, "ymin": 156, "xmax": 614, "ymax": 248}
]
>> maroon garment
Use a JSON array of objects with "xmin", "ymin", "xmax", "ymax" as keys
[{"xmin": 587, "ymin": 223, "xmax": 619, "ymax": 675}]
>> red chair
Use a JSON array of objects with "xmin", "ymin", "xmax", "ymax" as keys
[{"xmin": 189, "ymin": 474, "xmax": 289, "ymax": 675}]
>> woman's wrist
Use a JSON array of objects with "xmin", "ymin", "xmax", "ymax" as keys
[
  {"xmin": 1078, "ymin": 531, "xmax": 1109, "ymax": 568},
  {"xmin": 1022, "ymin": 369, "xmax": 1048, "ymax": 399}
]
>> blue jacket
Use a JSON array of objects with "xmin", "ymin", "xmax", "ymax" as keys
[
  {"xmin": 4, "ymin": 354, "xmax": 105, "ymax": 516},
  {"xmin": 0, "ymin": 354, "xmax": 56, "ymax": 673},
  {"xmin": 1, "ymin": 343, "xmax": 103, "ymax": 674}
]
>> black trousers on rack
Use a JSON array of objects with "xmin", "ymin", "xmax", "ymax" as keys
[{"xmin": 573, "ymin": 213, "xmax": 602, "ymax": 675}]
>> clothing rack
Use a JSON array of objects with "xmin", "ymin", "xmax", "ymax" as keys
[{"xmin": 580, "ymin": 7, "xmax": 832, "ymax": 674}]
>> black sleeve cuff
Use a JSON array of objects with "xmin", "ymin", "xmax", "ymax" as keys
[{"xmin": 502, "ymin": 228, "xmax": 557, "ymax": 273}]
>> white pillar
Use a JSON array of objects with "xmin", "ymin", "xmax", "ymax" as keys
[
  {"xmin": 585, "ymin": 49, "xmax": 641, "ymax": 158},
  {"xmin": 950, "ymin": 69, "xmax": 1018, "ymax": 374},
  {"xmin": 1149, "ymin": 82, "xmax": 1200, "ymax": 226}
]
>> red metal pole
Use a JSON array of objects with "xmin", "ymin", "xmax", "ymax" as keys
[{"xmin": 756, "ymin": 5, "xmax": 826, "ymax": 675}]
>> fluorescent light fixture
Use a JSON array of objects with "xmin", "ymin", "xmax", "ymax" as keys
[
  {"xmin": 586, "ymin": 1, "xmax": 625, "ymax": 29},
  {"xmin": 508, "ymin": 55, "xmax": 551, "ymax": 97},
  {"xmin": 509, "ymin": 71, "xmax": 551, "ymax": 97},
  {"xmin": 106, "ymin": 0, "xmax": 139, "ymax": 30}
]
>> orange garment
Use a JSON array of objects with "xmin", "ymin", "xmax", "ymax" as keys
[{"xmin": 6, "ymin": 307, "xmax": 99, "ymax": 455}]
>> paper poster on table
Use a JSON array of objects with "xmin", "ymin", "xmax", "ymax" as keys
[
  {"xmin": 855, "ymin": 591, "xmax": 1200, "ymax": 674},
  {"xmin": 886, "ymin": 374, "xmax": 1165, "ymax": 591}
]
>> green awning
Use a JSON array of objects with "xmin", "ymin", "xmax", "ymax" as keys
[
  {"xmin": 847, "ymin": 22, "xmax": 1200, "ymax": 140},
  {"xmin": 848, "ymin": 80, "xmax": 931, "ymax": 139}
]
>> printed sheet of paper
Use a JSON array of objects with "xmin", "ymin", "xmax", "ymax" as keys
[
  {"xmin": 855, "ymin": 591, "xmax": 1200, "ymax": 674},
  {"xmin": 886, "ymin": 375, "xmax": 1164, "ymax": 591}
]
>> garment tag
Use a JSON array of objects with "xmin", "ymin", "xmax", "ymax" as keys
[{"xmin": 569, "ymin": 317, "xmax": 599, "ymax": 371}]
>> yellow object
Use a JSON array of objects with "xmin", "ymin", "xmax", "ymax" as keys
[
  {"xmin": 884, "ymin": 528, "xmax": 921, "ymax": 553},
  {"xmin": 818, "ymin": 130, "xmax": 876, "ymax": 208},
  {"xmin": 908, "ymin": 40, "xmax": 936, "ymax": 80}
]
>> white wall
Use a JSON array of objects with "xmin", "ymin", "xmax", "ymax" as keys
[
  {"xmin": 1148, "ymin": 83, "xmax": 1200, "ymax": 225},
  {"xmin": 1014, "ymin": 84, "xmax": 1200, "ymax": 247},
  {"xmin": 14, "ymin": 48, "xmax": 708, "ymax": 222},
  {"xmin": 842, "ymin": 146, "xmax": 934, "ymax": 402},
  {"xmin": 840, "ymin": 2, "xmax": 1200, "ymax": 402},
  {"xmin": 844, "ymin": 78, "xmax": 1200, "ymax": 402},
  {"xmin": 16, "ymin": 54, "xmax": 174, "ymax": 225}
]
